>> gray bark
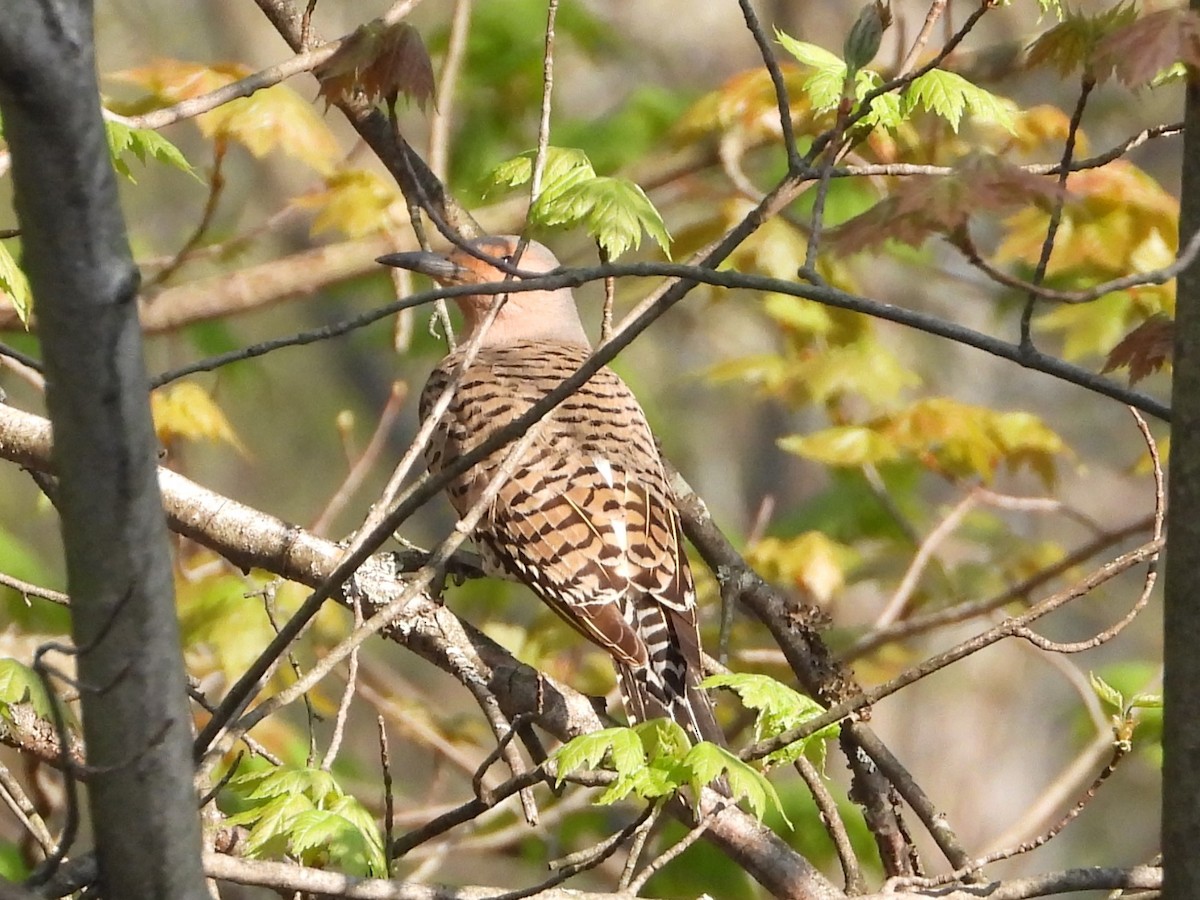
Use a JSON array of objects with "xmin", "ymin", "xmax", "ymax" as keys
[
  {"xmin": 0, "ymin": 2, "xmax": 207, "ymax": 898},
  {"xmin": 1162, "ymin": 3, "xmax": 1200, "ymax": 895}
]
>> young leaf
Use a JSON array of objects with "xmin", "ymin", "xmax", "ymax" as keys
[
  {"xmin": 779, "ymin": 425, "xmax": 899, "ymax": 468},
  {"xmin": 536, "ymin": 176, "xmax": 671, "ymax": 258},
  {"xmin": 1089, "ymin": 671, "xmax": 1125, "ymax": 713},
  {"xmin": 485, "ymin": 147, "xmax": 671, "ymax": 258},
  {"xmin": 1130, "ymin": 693, "xmax": 1163, "ymax": 710},
  {"xmin": 1026, "ymin": 4, "xmax": 1139, "ymax": 78},
  {"xmin": 597, "ymin": 760, "xmax": 683, "ymax": 805},
  {"xmin": 316, "ymin": 21, "xmax": 435, "ymax": 109},
  {"xmin": 296, "ymin": 168, "xmax": 402, "ymax": 239},
  {"xmin": 1093, "ymin": 7, "xmax": 1200, "ymax": 88},
  {"xmin": 0, "ymin": 658, "xmax": 54, "ymax": 721},
  {"xmin": 702, "ymin": 673, "xmax": 837, "ymax": 768},
  {"xmin": 552, "ymin": 726, "xmax": 644, "ymax": 785},
  {"xmin": 116, "ymin": 60, "xmax": 341, "ymax": 175},
  {"xmin": 486, "ymin": 146, "xmax": 595, "ymax": 193},
  {"xmin": 1102, "ymin": 314, "xmax": 1173, "ymax": 384},
  {"xmin": 681, "ymin": 742, "xmax": 791, "ymax": 826},
  {"xmin": 288, "ymin": 804, "xmax": 387, "ymax": 876},
  {"xmin": 0, "ymin": 242, "xmax": 31, "ymax": 327},
  {"xmin": 776, "ymin": 31, "xmax": 847, "ymax": 113},
  {"xmin": 904, "ymin": 70, "xmax": 1016, "ymax": 133},
  {"xmin": 226, "ymin": 791, "xmax": 315, "ymax": 855},
  {"xmin": 829, "ymin": 155, "xmax": 1059, "ymax": 254},
  {"xmin": 104, "ymin": 119, "xmax": 195, "ymax": 183},
  {"xmin": 151, "ymin": 382, "xmax": 247, "ymax": 454},
  {"xmin": 230, "ymin": 765, "xmax": 341, "ymax": 804}
]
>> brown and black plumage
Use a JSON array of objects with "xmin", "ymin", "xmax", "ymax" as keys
[{"xmin": 380, "ymin": 235, "xmax": 722, "ymax": 745}]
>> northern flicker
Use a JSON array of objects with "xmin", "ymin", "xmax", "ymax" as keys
[{"xmin": 379, "ymin": 235, "xmax": 723, "ymax": 745}]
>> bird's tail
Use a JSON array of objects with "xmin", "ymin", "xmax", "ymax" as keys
[{"xmin": 615, "ymin": 658, "xmax": 724, "ymax": 748}]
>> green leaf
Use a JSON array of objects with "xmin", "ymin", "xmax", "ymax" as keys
[
  {"xmin": 536, "ymin": 176, "xmax": 671, "ymax": 258},
  {"xmin": 702, "ymin": 673, "xmax": 838, "ymax": 768},
  {"xmin": 1089, "ymin": 672, "xmax": 1125, "ymax": 713},
  {"xmin": 327, "ymin": 794, "xmax": 388, "ymax": 871},
  {"xmin": 0, "ymin": 840, "xmax": 29, "ymax": 882},
  {"xmin": 228, "ymin": 792, "xmax": 315, "ymax": 855},
  {"xmin": 104, "ymin": 119, "xmax": 196, "ymax": 182},
  {"xmin": 486, "ymin": 146, "xmax": 595, "ymax": 192},
  {"xmin": 904, "ymin": 69, "xmax": 1016, "ymax": 133},
  {"xmin": 231, "ymin": 765, "xmax": 342, "ymax": 804},
  {"xmin": 1129, "ymin": 693, "xmax": 1163, "ymax": 710},
  {"xmin": 0, "ymin": 658, "xmax": 54, "ymax": 721},
  {"xmin": 776, "ymin": 31, "xmax": 847, "ymax": 113},
  {"xmin": 288, "ymin": 806, "xmax": 387, "ymax": 876},
  {"xmin": 597, "ymin": 760, "xmax": 682, "ymax": 804},
  {"xmin": 682, "ymin": 743, "xmax": 790, "ymax": 826},
  {"xmin": 776, "ymin": 31, "xmax": 844, "ymax": 70},
  {"xmin": 779, "ymin": 425, "xmax": 899, "ymax": 467},
  {"xmin": 486, "ymin": 147, "xmax": 671, "ymax": 258},
  {"xmin": 633, "ymin": 718, "xmax": 692, "ymax": 759},
  {"xmin": 0, "ymin": 242, "xmax": 31, "ymax": 327},
  {"xmin": 553, "ymin": 726, "xmax": 642, "ymax": 785}
]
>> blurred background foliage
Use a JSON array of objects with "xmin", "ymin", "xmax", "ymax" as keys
[{"xmin": 0, "ymin": 0, "xmax": 1174, "ymax": 895}]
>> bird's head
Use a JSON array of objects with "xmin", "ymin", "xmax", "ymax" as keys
[{"xmin": 378, "ymin": 235, "xmax": 589, "ymax": 347}]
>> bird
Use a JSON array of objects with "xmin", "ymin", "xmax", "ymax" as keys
[{"xmin": 379, "ymin": 235, "xmax": 723, "ymax": 746}]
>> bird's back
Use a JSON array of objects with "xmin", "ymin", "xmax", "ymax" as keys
[{"xmin": 420, "ymin": 339, "xmax": 722, "ymax": 744}]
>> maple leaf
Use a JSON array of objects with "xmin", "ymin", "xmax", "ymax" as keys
[
  {"xmin": 827, "ymin": 155, "xmax": 1061, "ymax": 254},
  {"xmin": 316, "ymin": 21, "xmax": 435, "ymax": 110},
  {"xmin": 1101, "ymin": 314, "xmax": 1174, "ymax": 384},
  {"xmin": 1025, "ymin": 3, "xmax": 1138, "ymax": 78},
  {"xmin": 115, "ymin": 59, "xmax": 341, "ymax": 174},
  {"xmin": 1093, "ymin": 8, "xmax": 1200, "ymax": 87}
]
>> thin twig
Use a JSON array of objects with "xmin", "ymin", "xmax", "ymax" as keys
[
  {"xmin": 795, "ymin": 754, "xmax": 865, "ymax": 893},
  {"xmin": 1019, "ymin": 76, "xmax": 1094, "ymax": 348},
  {"xmin": 873, "ymin": 490, "xmax": 978, "ymax": 630},
  {"xmin": 617, "ymin": 803, "xmax": 663, "ymax": 891},
  {"xmin": 599, "ymin": 244, "xmax": 615, "ymax": 342},
  {"xmin": 741, "ymin": 536, "xmax": 1164, "ymax": 762},
  {"xmin": 0, "ymin": 759, "xmax": 55, "ymax": 856},
  {"xmin": 894, "ymin": 742, "xmax": 1131, "ymax": 892},
  {"xmin": 805, "ymin": 84, "xmax": 852, "ymax": 271},
  {"xmin": 321, "ymin": 593, "xmax": 363, "ymax": 771},
  {"xmin": 310, "ymin": 381, "xmax": 409, "ymax": 537},
  {"xmin": 142, "ymin": 140, "xmax": 228, "ymax": 291},
  {"xmin": 736, "ymin": 0, "xmax": 800, "ymax": 170},
  {"xmin": 959, "ymin": 226, "xmax": 1200, "ymax": 306},
  {"xmin": 151, "ymin": 258, "xmax": 1173, "ymax": 422},
  {"xmin": 429, "ymin": 0, "xmax": 473, "ymax": 181},
  {"xmin": 0, "ymin": 572, "xmax": 68, "ymax": 606},
  {"xmin": 626, "ymin": 808, "xmax": 716, "ymax": 894},
  {"xmin": 257, "ymin": 582, "xmax": 318, "ymax": 766},
  {"xmin": 897, "ymin": 0, "xmax": 948, "ymax": 76},
  {"xmin": 846, "ymin": 514, "xmax": 1155, "ymax": 658},
  {"xmin": 378, "ymin": 715, "xmax": 394, "ymax": 876},
  {"xmin": 529, "ymin": 0, "xmax": 559, "ymax": 206},
  {"xmin": 1014, "ymin": 408, "xmax": 1163, "ymax": 655}
]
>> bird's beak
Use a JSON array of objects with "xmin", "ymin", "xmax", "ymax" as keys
[{"xmin": 376, "ymin": 250, "xmax": 469, "ymax": 284}]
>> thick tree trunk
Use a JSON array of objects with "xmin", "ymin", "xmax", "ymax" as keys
[
  {"xmin": 0, "ymin": 2, "xmax": 207, "ymax": 898},
  {"xmin": 1162, "ymin": 4, "xmax": 1200, "ymax": 896}
]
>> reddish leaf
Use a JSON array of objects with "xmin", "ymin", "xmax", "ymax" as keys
[
  {"xmin": 1102, "ymin": 314, "xmax": 1174, "ymax": 384},
  {"xmin": 1093, "ymin": 8, "xmax": 1200, "ymax": 87},
  {"xmin": 316, "ymin": 21, "xmax": 435, "ymax": 109},
  {"xmin": 1025, "ymin": 4, "xmax": 1138, "ymax": 78},
  {"xmin": 827, "ymin": 155, "xmax": 1062, "ymax": 254}
]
